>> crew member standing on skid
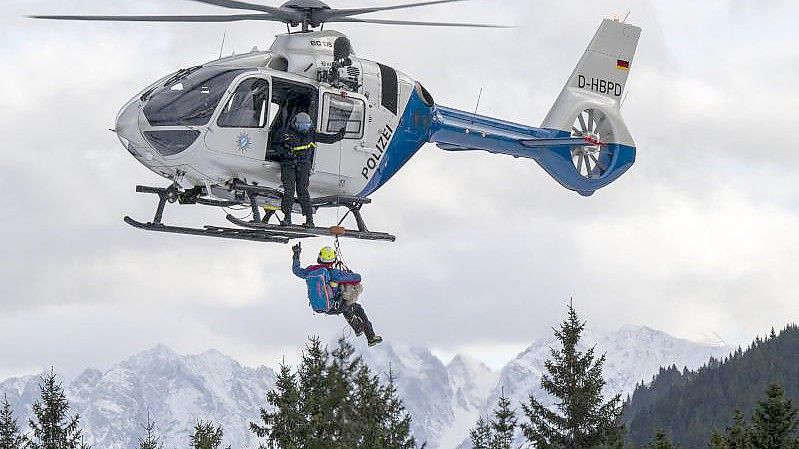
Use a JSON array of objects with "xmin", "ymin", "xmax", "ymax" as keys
[{"xmin": 277, "ymin": 112, "xmax": 346, "ymax": 227}]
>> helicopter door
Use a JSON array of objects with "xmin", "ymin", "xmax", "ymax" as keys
[
  {"xmin": 204, "ymin": 75, "xmax": 272, "ymax": 160},
  {"xmin": 313, "ymin": 90, "xmax": 368, "ymax": 189}
]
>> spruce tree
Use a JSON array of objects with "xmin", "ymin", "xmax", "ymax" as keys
[
  {"xmin": 490, "ymin": 392, "xmax": 517, "ymax": 449},
  {"xmin": 297, "ymin": 337, "xmax": 330, "ymax": 448},
  {"xmin": 352, "ymin": 363, "xmax": 386, "ymax": 448},
  {"xmin": 0, "ymin": 394, "xmax": 27, "ymax": 449},
  {"xmin": 470, "ymin": 417, "xmax": 493, "ymax": 449},
  {"xmin": 726, "ymin": 410, "xmax": 752, "ymax": 449},
  {"xmin": 28, "ymin": 370, "xmax": 90, "ymax": 449},
  {"xmin": 379, "ymin": 370, "xmax": 417, "ymax": 449},
  {"xmin": 750, "ymin": 384, "xmax": 798, "ymax": 449},
  {"xmin": 649, "ymin": 430, "xmax": 675, "ymax": 449},
  {"xmin": 138, "ymin": 410, "xmax": 162, "ymax": 449},
  {"xmin": 251, "ymin": 337, "xmax": 421, "ymax": 449},
  {"xmin": 521, "ymin": 302, "xmax": 623, "ymax": 449},
  {"xmin": 708, "ymin": 430, "xmax": 728, "ymax": 449},
  {"xmin": 250, "ymin": 363, "xmax": 304, "ymax": 449},
  {"xmin": 190, "ymin": 420, "xmax": 228, "ymax": 449},
  {"xmin": 325, "ymin": 337, "xmax": 359, "ymax": 448},
  {"xmin": 597, "ymin": 420, "xmax": 626, "ymax": 449}
]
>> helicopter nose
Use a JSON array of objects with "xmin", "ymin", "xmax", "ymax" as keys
[{"xmin": 115, "ymin": 100, "xmax": 147, "ymax": 156}]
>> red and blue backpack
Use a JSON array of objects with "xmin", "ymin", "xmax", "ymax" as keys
[{"xmin": 304, "ymin": 266, "xmax": 336, "ymax": 313}]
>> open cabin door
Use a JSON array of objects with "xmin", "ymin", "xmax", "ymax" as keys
[
  {"xmin": 313, "ymin": 88, "xmax": 368, "ymax": 192},
  {"xmin": 205, "ymin": 74, "xmax": 272, "ymax": 161}
]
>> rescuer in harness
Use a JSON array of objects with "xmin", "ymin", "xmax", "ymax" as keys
[
  {"xmin": 292, "ymin": 243, "xmax": 383, "ymax": 347},
  {"xmin": 277, "ymin": 112, "xmax": 346, "ymax": 227}
]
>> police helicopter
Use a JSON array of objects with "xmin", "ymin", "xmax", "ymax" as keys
[{"xmin": 31, "ymin": 0, "xmax": 641, "ymax": 244}]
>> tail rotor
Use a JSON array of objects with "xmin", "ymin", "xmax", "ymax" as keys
[{"xmin": 570, "ymin": 109, "xmax": 611, "ymax": 179}]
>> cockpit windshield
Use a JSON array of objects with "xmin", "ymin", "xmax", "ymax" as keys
[{"xmin": 143, "ymin": 67, "xmax": 248, "ymax": 127}]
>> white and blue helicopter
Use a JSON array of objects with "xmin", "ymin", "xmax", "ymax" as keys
[{"xmin": 31, "ymin": 0, "xmax": 641, "ymax": 244}]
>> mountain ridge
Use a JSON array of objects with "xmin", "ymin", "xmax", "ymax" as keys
[{"xmin": 0, "ymin": 325, "xmax": 732, "ymax": 449}]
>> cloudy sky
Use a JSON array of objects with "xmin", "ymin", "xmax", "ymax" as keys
[{"xmin": 1, "ymin": 0, "xmax": 797, "ymax": 379}]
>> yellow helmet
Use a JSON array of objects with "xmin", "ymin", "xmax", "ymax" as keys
[{"xmin": 318, "ymin": 247, "xmax": 337, "ymax": 264}]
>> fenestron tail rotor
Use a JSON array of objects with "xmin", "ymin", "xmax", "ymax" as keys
[
  {"xmin": 570, "ymin": 109, "xmax": 611, "ymax": 179},
  {"xmin": 29, "ymin": 0, "xmax": 508, "ymax": 31}
]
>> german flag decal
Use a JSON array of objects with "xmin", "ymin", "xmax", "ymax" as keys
[{"xmin": 616, "ymin": 59, "xmax": 631, "ymax": 71}]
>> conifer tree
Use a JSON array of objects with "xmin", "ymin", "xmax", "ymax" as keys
[
  {"xmin": 750, "ymin": 384, "xmax": 798, "ymax": 449},
  {"xmin": 521, "ymin": 302, "xmax": 623, "ymax": 449},
  {"xmin": 190, "ymin": 420, "xmax": 228, "ymax": 449},
  {"xmin": 137, "ymin": 410, "xmax": 162, "ymax": 449},
  {"xmin": 352, "ymin": 363, "xmax": 386, "ymax": 448},
  {"xmin": 379, "ymin": 370, "xmax": 417, "ymax": 449},
  {"xmin": 708, "ymin": 430, "xmax": 728, "ymax": 449},
  {"xmin": 490, "ymin": 392, "xmax": 517, "ymax": 449},
  {"xmin": 649, "ymin": 430, "xmax": 675, "ymax": 449},
  {"xmin": 726, "ymin": 410, "xmax": 752, "ymax": 449},
  {"xmin": 28, "ymin": 370, "xmax": 90, "ymax": 449},
  {"xmin": 250, "ymin": 337, "xmax": 421, "ymax": 449},
  {"xmin": 0, "ymin": 394, "xmax": 27, "ymax": 449},
  {"xmin": 325, "ymin": 337, "xmax": 359, "ymax": 448},
  {"xmin": 470, "ymin": 417, "xmax": 493, "ymax": 449},
  {"xmin": 297, "ymin": 337, "xmax": 330, "ymax": 448},
  {"xmin": 250, "ymin": 363, "xmax": 304, "ymax": 449},
  {"xmin": 597, "ymin": 420, "xmax": 626, "ymax": 449}
]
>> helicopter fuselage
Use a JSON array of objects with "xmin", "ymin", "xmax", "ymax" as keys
[{"xmin": 115, "ymin": 30, "xmax": 435, "ymax": 209}]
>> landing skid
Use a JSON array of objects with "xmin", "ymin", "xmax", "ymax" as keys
[
  {"xmin": 124, "ymin": 183, "xmax": 396, "ymax": 244},
  {"xmin": 226, "ymin": 216, "xmax": 396, "ymax": 242}
]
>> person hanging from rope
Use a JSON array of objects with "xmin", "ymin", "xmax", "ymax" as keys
[
  {"xmin": 276, "ymin": 111, "xmax": 347, "ymax": 227},
  {"xmin": 292, "ymin": 242, "xmax": 383, "ymax": 347}
]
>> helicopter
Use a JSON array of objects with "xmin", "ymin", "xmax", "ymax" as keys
[{"xmin": 30, "ymin": 0, "xmax": 641, "ymax": 245}]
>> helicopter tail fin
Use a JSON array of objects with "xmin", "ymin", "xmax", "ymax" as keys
[{"xmin": 541, "ymin": 18, "xmax": 641, "ymax": 139}]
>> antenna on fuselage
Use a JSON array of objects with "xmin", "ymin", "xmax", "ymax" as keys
[
  {"xmin": 470, "ymin": 87, "xmax": 483, "ymax": 126},
  {"xmin": 218, "ymin": 30, "xmax": 227, "ymax": 59}
]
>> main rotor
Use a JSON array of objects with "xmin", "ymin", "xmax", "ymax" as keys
[{"xmin": 30, "ymin": 0, "xmax": 508, "ymax": 33}]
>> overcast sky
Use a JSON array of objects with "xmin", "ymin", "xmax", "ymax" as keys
[{"xmin": 1, "ymin": 0, "xmax": 797, "ymax": 379}]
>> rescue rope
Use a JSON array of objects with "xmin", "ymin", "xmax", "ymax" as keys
[
  {"xmin": 333, "ymin": 236, "xmax": 352, "ymax": 273},
  {"xmin": 332, "ymin": 129, "xmax": 352, "ymax": 273}
]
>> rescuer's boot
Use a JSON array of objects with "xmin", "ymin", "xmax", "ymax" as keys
[{"xmin": 368, "ymin": 335, "xmax": 383, "ymax": 347}]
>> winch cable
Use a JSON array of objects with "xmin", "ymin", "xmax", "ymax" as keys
[{"xmin": 332, "ymin": 129, "xmax": 352, "ymax": 273}]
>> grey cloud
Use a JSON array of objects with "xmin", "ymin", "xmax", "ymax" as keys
[{"xmin": 1, "ymin": 0, "xmax": 798, "ymax": 375}]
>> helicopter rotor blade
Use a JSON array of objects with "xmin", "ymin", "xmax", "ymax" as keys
[
  {"xmin": 184, "ymin": 0, "xmax": 301, "ymax": 21},
  {"xmin": 318, "ymin": 0, "xmax": 466, "ymax": 19},
  {"xmin": 328, "ymin": 17, "xmax": 510, "ymax": 28},
  {"xmin": 28, "ymin": 13, "xmax": 285, "ymax": 23}
]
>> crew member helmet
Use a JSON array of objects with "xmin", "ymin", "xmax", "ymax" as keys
[
  {"xmin": 318, "ymin": 247, "xmax": 337, "ymax": 264},
  {"xmin": 292, "ymin": 112, "xmax": 313, "ymax": 134}
]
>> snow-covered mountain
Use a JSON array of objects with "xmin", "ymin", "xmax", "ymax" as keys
[
  {"xmin": 0, "ymin": 345, "xmax": 276, "ymax": 449},
  {"xmin": 440, "ymin": 355, "xmax": 498, "ymax": 449},
  {"xmin": 0, "ymin": 325, "xmax": 732, "ymax": 449}
]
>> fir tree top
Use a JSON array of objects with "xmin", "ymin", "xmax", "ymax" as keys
[
  {"xmin": 0, "ymin": 394, "xmax": 27, "ymax": 449},
  {"xmin": 750, "ymin": 384, "xmax": 798, "ymax": 449},
  {"xmin": 28, "ymin": 370, "xmax": 89, "ymax": 449}
]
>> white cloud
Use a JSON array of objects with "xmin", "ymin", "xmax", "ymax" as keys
[{"xmin": 1, "ymin": 0, "xmax": 798, "ymax": 375}]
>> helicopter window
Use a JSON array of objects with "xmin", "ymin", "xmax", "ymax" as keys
[
  {"xmin": 322, "ymin": 93, "xmax": 365, "ymax": 139},
  {"xmin": 217, "ymin": 78, "xmax": 271, "ymax": 128},
  {"xmin": 143, "ymin": 67, "xmax": 248, "ymax": 127}
]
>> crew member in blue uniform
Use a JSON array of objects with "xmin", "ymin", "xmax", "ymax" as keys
[{"xmin": 276, "ymin": 112, "xmax": 346, "ymax": 227}]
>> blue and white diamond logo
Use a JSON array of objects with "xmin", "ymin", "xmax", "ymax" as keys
[{"xmin": 237, "ymin": 133, "xmax": 252, "ymax": 153}]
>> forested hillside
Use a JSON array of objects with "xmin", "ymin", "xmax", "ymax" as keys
[{"xmin": 624, "ymin": 325, "xmax": 799, "ymax": 447}]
